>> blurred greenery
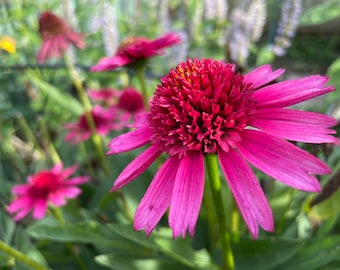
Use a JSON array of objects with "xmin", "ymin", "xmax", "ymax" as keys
[{"xmin": 1, "ymin": 0, "xmax": 340, "ymax": 269}]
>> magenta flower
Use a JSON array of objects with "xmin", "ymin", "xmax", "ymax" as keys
[
  {"xmin": 37, "ymin": 11, "xmax": 85, "ymax": 64},
  {"xmin": 64, "ymin": 105, "xmax": 118, "ymax": 144},
  {"xmin": 90, "ymin": 33, "xmax": 181, "ymax": 72},
  {"xmin": 107, "ymin": 59, "xmax": 337, "ymax": 239},
  {"xmin": 7, "ymin": 163, "xmax": 90, "ymax": 221},
  {"xmin": 89, "ymin": 87, "xmax": 145, "ymax": 128},
  {"xmin": 88, "ymin": 88, "xmax": 119, "ymax": 106}
]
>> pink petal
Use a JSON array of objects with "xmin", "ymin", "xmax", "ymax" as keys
[
  {"xmin": 134, "ymin": 155, "xmax": 181, "ymax": 236},
  {"xmin": 243, "ymin": 65, "xmax": 285, "ymax": 89},
  {"xmin": 7, "ymin": 196, "xmax": 33, "ymax": 213},
  {"xmin": 90, "ymin": 55, "xmax": 131, "ymax": 72},
  {"xmin": 64, "ymin": 176, "xmax": 90, "ymax": 186},
  {"xmin": 49, "ymin": 191, "xmax": 67, "ymax": 206},
  {"xmin": 236, "ymin": 130, "xmax": 328, "ymax": 191},
  {"xmin": 218, "ymin": 148, "xmax": 274, "ymax": 238},
  {"xmin": 107, "ymin": 126, "xmax": 153, "ymax": 154},
  {"xmin": 59, "ymin": 187, "xmax": 82, "ymax": 199},
  {"xmin": 150, "ymin": 32, "xmax": 182, "ymax": 51},
  {"xmin": 13, "ymin": 206, "xmax": 34, "ymax": 221},
  {"xmin": 169, "ymin": 151, "xmax": 205, "ymax": 238},
  {"xmin": 33, "ymin": 199, "xmax": 48, "ymax": 219},
  {"xmin": 252, "ymin": 108, "xmax": 338, "ymax": 143},
  {"xmin": 52, "ymin": 163, "xmax": 63, "ymax": 174},
  {"xmin": 61, "ymin": 164, "xmax": 80, "ymax": 180},
  {"xmin": 253, "ymin": 75, "xmax": 335, "ymax": 108},
  {"xmin": 11, "ymin": 185, "xmax": 30, "ymax": 195},
  {"xmin": 111, "ymin": 144, "xmax": 162, "ymax": 191}
]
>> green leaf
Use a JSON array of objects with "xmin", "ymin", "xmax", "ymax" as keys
[
  {"xmin": 25, "ymin": 70, "xmax": 83, "ymax": 115},
  {"xmin": 26, "ymin": 221, "xmax": 135, "ymax": 252},
  {"xmin": 95, "ymin": 253, "xmax": 185, "ymax": 270},
  {"xmin": 14, "ymin": 227, "xmax": 49, "ymax": 270},
  {"xmin": 327, "ymin": 58, "xmax": 340, "ymax": 91},
  {"xmin": 272, "ymin": 236, "xmax": 340, "ymax": 270},
  {"xmin": 232, "ymin": 237, "xmax": 303, "ymax": 270},
  {"xmin": 256, "ymin": 46, "xmax": 275, "ymax": 65},
  {"xmin": 109, "ymin": 224, "xmax": 217, "ymax": 270},
  {"xmin": 300, "ymin": 0, "xmax": 340, "ymax": 25},
  {"xmin": 309, "ymin": 188, "xmax": 340, "ymax": 221}
]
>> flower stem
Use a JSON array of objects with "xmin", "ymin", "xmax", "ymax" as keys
[
  {"xmin": 63, "ymin": 54, "xmax": 109, "ymax": 176},
  {"xmin": 39, "ymin": 118, "xmax": 62, "ymax": 165},
  {"xmin": 136, "ymin": 67, "xmax": 149, "ymax": 109},
  {"xmin": 0, "ymin": 240, "xmax": 49, "ymax": 270},
  {"xmin": 205, "ymin": 154, "xmax": 235, "ymax": 270}
]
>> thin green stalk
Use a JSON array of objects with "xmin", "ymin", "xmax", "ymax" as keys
[
  {"xmin": 17, "ymin": 115, "xmax": 42, "ymax": 151},
  {"xmin": 39, "ymin": 119, "xmax": 61, "ymax": 165},
  {"xmin": 136, "ymin": 67, "xmax": 149, "ymax": 109},
  {"xmin": 0, "ymin": 240, "xmax": 49, "ymax": 270},
  {"xmin": 63, "ymin": 54, "xmax": 109, "ymax": 175},
  {"xmin": 205, "ymin": 154, "xmax": 235, "ymax": 270}
]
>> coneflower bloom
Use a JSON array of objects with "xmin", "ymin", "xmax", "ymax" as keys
[
  {"xmin": 37, "ymin": 11, "xmax": 85, "ymax": 64},
  {"xmin": 90, "ymin": 33, "xmax": 181, "ymax": 72},
  {"xmin": 7, "ymin": 163, "xmax": 90, "ymax": 221},
  {"xmin": 89, "ymin": 87, "xmax": 145, "ymax": 128},
  {"xmin": 107, "ymin": 58, "xmax": 337, "ymax": 239},
  {"xmin": 88, "ymin": 88, "xmax": 119, "ymax": 107},
  {"xmin": 64, "ymin": 105, "xmax": 118, "ymax": 144}
]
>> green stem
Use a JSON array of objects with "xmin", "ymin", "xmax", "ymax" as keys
[
  {"xmin": 63, "ymin": 54, "xmax": 109, "ymax": 176},
  {"xmin": 39, "ymin": 119, "xmax": 62, "ymax": 165},
  {"xmin": 17, "ymin": 115, "xmax": 42, "ymax": 151},
  {"xmin": 205, "ymin": 154, "xmax": 235, "ymax": 270},
  {"xmin": 0, "ymin": 240, "xmax": 49, "ymax": 270},
  {"xmin": 136, "ymin": 67, "xmax": 149, "ymax": 109}
]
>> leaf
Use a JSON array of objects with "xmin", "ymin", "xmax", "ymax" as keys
[
  {"xmin": 327, "ymin": 58, "xmax": 340, "ymax": 91},
  {"xmin": 300, "ymin": 0, "xmax": 340, "ymax": 26},
  {"xmin": 95, "ymin": 253, "xmax": 185, "ymax": 270},
  {"xmin": 232, "ymin": 237, "xmax": 303, "ymax": 270},
  {"xmin": 26, "ymin": 221, "xmax": 135, "ymax": 253},
  {"xmin": 14, "ymin": 227, "xmax": 49, "ymax": 270},
  {"xmin": 309, "ymin": 188, "xmax": 340, "ymax": 222},
  {"xmin": 272, "ymin": 236, "xmax": 340, "ymax": 270},
  {"xmin": 109, "ymin": 224, "xmax": 217, "ymax": 270},
  {"xmin": 256, "ymin": 46, "xmax": 275, "ymax": 66},
  {"xmin": 25, "ymin": 69, "xmax": 83, "ymax": 115}
]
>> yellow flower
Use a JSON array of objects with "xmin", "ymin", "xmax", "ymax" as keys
[{"xmin": 0, "ymin": 36, "xmax": 16, "ymax": 54}]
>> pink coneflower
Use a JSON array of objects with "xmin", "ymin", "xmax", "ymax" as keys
[
  {"xmin": 88, "ymin": 88, "xmax": 119, "ymax": 106},
  {"xmin": 90, "ymin": 33, "xmax": 181, "ymax": 72},
  {"xmin": 7, "ymin": 163, "xmax": 90, "ymax": 221},
  {"xmin": 89, "ymin": 87, "xmax": 145, "ymax": 128},
  {"xmin": 37, "ymin": 11, "xmax": 85, "ymax": 64},
  {"xmin": 107, "ymin": 58, "xmax": 338, "ymax": 239},
  {"xmin": 64, "ymin": 105, "xmax": 118, "ymax": 144}
]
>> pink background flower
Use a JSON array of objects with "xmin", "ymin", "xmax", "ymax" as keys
[
  {"xmin": 7, "ymin": 163, "xmax": 90, "ymax": 221},
  {"xmin": 64, "ymin": 105, "xmax": 119, "ymax": 144},
  {"xmin": 90, "ymin": 33, "xmax": 181, "ymax": 71},
  {"xmin": 37, "ymin": 11, "xmax": 85, "ymax": 63}
]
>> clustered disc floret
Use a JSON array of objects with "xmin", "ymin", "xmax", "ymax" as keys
[{"xmin": 150, "ymin": 58, "xmax": 256, "ymax": 157}]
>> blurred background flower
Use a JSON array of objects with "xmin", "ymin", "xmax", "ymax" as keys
[{"xmin": 7, "ymin": 163, "xmax": 90, "ymax": 221}]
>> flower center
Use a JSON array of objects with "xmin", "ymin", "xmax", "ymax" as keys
[
  {"xmin": 117, "ymin": 36, "xmax": 150, "ymax": 52},
  {"xmin": 150, "ymin": 58, "xmax": 256, "ymax": 157},
  {"xmin": 79, "ymin": 111, "xmax": 105, "ymax": 130},
  {"xmin": 39, "ymin": 12, "xmax": 69, "ymax": 40},
  {"xmin": 29, "ymin": 171, "xmax": 61, "ymax": 198}
]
